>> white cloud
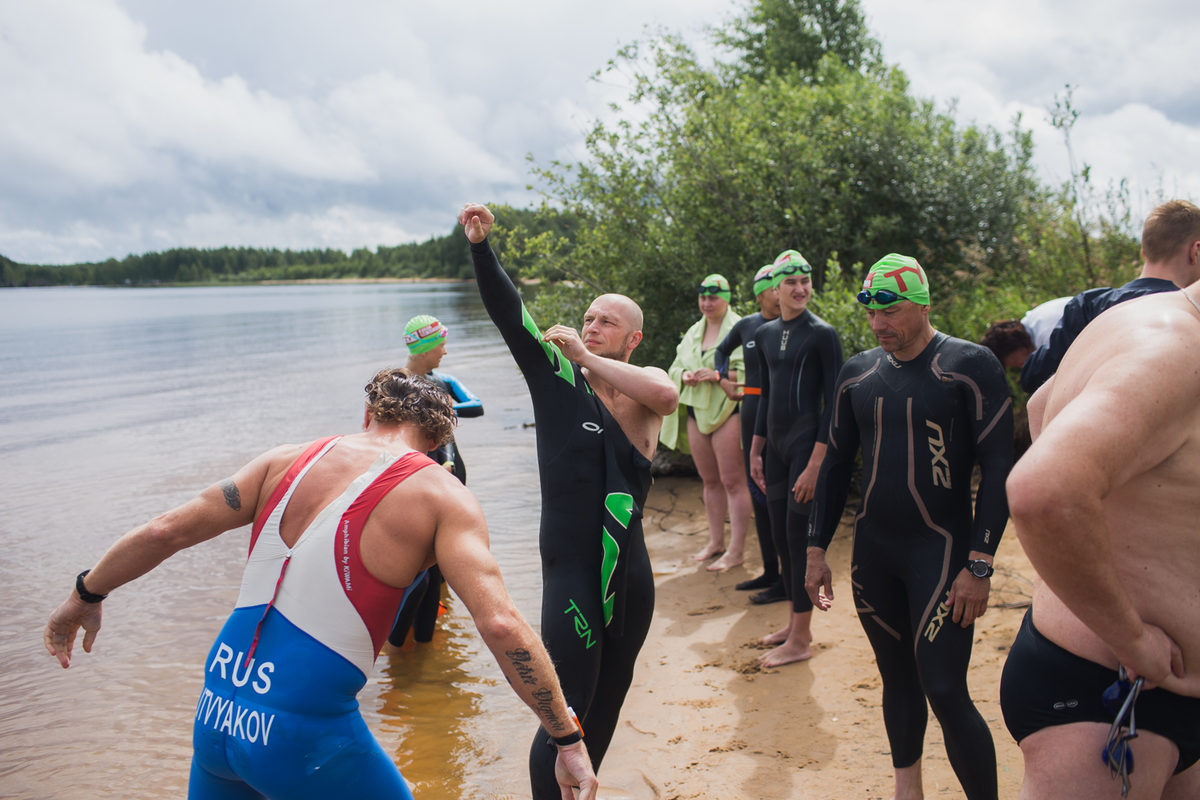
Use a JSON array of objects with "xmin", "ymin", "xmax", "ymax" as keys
[{"xmin": 1, "ymin": 0, "xmax": 1197, "ymax": 265}]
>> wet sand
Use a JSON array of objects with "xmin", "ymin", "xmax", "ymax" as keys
[{"xmin": 585, "ymin": 475, "xmax": 1033, "ymax": 799}]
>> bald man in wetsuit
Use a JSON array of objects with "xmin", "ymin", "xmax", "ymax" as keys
[
  {"xmin": 1001, "ymin": 280, "xmax": 1200, "ymax": 799},
  {"xmin": 459, "ymin": 203, "xmax": 679, "ymax": 799},
  {"xmin": 44, "ymin": 367, "xmax": 597, "ymax": 800},
  {"xmin": 806, "ymin": 254, "xmax": 1013, "ymax": 800}
]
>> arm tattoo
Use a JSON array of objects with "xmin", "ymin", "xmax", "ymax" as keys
[
  {"xmin": 505, "ymin": 648, "xmax": 538, "ymax": 686},
  {"xmin": 532, "ymin": 687, "xmax": 562, "ymax": 729},
  {"xmin": 219, "ymin": 480, "xmax": 242, "ymax": 511}
]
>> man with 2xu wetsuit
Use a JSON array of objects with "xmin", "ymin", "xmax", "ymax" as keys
[{"xmin": 806, "ymin": 254, "xmax": 1014, "ymax": 800}]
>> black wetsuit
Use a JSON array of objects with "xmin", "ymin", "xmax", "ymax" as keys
[
  {"xmin": 753, "ymin": 311, "xmax": 842, "ymax": 611},
  {"xmin": 1020, "ymin": 277, "xmax": 1178, "ymax": 392},
  {"xmin": 810, "ymin": 332, "xmax": 1013, "ymax": 800},
  {"xmin": 713, "ymin": 312, "xmax": 778, "ymax": 580},
  {"xmin": 470, "ymin": 240, "xmax": 655, "ymax": 799}
]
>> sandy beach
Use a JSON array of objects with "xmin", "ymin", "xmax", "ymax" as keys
[{"xmin": 589, "ymin": 475, "xmax": 1033, "ymax": 799}]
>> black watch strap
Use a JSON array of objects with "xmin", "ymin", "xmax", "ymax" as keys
[
  {"xmin": 549, "ymin": 706, "xmax": 584, "ymax": 747},
  {"xmin": 76, "ymin": 570, "xmax": 109, "ymax": 603}
]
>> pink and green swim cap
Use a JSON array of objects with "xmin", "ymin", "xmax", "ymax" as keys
[
  {"xmin": 403, "ymin": 314, "xmax": 448, "ymax": 354},
  {"xmin": 858, "ymin": 254, "xmax": 930, "ymax": 308}
]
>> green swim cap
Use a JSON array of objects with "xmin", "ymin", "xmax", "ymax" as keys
[
  {"xmin": 858, "ymin": 254, "xmax": 930, "ymax": 308},
  {"xmin": 753, "ymin": 264, "xmax": 775, "ymax": 296},
  {"xmin": 403, "ymin": 314, "xmax": 448, "ymax": 354},
  {"xmin": 770, "ymin": 250, "xmax": 812, "ymax": 288},
  {"xmin": 698, "ymin": 273, "xmax": 731, "ymax": 302}
]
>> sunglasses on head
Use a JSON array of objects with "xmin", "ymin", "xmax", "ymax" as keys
[
  {"xmin": 697, "ymin": 284, "xmax": 727, "ymax": 296},
  {"xmin": 773, "ymin": 263, "xmax": 812, "ymax": 277},
  {"xmin": 857, "ymin": 289, "xmax": 903, "ymax": 306}
]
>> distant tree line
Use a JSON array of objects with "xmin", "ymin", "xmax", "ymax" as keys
[{"xmin": 0, "ymin": 205, "xmax": 577, "ymax": 288}]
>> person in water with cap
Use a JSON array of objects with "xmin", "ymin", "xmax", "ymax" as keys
[
  {"xmin": 661, "ymin": 273, "xmax": 753, "ymax": 571},
  {"xmin": 388, "ymin": 314, "xmax": 484, "ymax": 647},
  {"xmin": 805, "ymin": 254, "xmax": 1014, "ymax": 800}
]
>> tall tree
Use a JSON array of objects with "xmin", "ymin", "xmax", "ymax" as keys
[
  {"xmin": 715, "ymin": 0, "xmax": 881, "ymax": 81},
  {"xmin": 525, "ymin": 17, "xmax": 1039, "ymax": 367}
]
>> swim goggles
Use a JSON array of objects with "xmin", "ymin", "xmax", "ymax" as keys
[
  {"xmin": 857, "ymin": 289, "xmax": 903, "ymax": 306},
  {"xmin": 773, "ymin": 262, "xmax": 812, "ymax": 278},
  {"xmin": 697, "ymin": 284, "xmax": 727, "ymax": 295},
  {"xmin": 1100, "ymin": 664, "xmax": 1143, "ymax": 797}
]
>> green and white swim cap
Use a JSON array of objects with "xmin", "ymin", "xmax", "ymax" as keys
[
  {"xmin": 698, "ymin": 273, "xmax": 731, "ymax": 302},
  {"xmin": 403, "ymin": 314, "xmax": 448, "ymax": 354},
  {"xmin": 753, "ymin": 265, "xmax": 775, "ymax": 296},
  {"xmin": 858, "ymin": 254, "xmax": 930, "ymax": 308},
  {"xmin": 771, "ymin": 250, "xmax": 812, "ymax": 288}
]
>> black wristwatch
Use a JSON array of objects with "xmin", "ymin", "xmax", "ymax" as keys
[
  {"xmin": 550, "ymin": 706, "xmax": 584, "ymax": 747},
  {"xmin": 966, "ymin": 559, "xmax": 994, "ymax": 579},
  {"xmin": 75, "ymin": 570, "xmax": 109, "ymax": 603}
]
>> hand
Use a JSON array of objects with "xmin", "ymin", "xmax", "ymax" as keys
[
  {"xmin": 458, "ymin": 203, "xmax": 494, "ymax": 244},
  {"xmin": 681, "ymin": 371, "xmax": 699, "ymax": 387},
  {"xmin": 1119, "ymin": 622, "xmax": 1185, "ymax": 688},
  {"xmin": 554, "ymin": 741, "xmax": 598, "ymax": 800},
  {"xmin": 691, "ymin": 367, "xmax": 719, "ymax": 383},
  {"xmin": 44, "ymin": 593, "xmax": 102, "ymax": 669},
  {"xmin": 749, "ymin": 459, "xmax": 766, "ymax": 493},
  {"xmin": 946, "ymin": 568, "xmax": 990, "ymax": 626},
  {"xmin": 792, "ymin": 463, "xmax": 819, "ymax": 503},
  {"xmin": 542, "ymin": 324, "xmax": 589, "ymax": 364},
  {"xmin": 717, "ymin": 377, "xmax": 744, "ymax": 401},
  {"xmin": 805, "ymin": 547, "xmax": 833, "ymax": 611}
]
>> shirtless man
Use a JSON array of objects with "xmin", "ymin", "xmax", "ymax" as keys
[
  {"xmin": 459, "ymin": 203, "xmax": 679, "ymax": 799},
  {"xmin": 1002, "ymin": 281, "xmax": 1200, "ymax": 799},
  {"xmin": 44, "ymin": 367, "xmax": 596, "ymax": 799}
]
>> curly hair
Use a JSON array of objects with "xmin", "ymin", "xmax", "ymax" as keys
[
  {"xmin": 364, "ymin": 367, "xmax": 457, "ymax": 447},
  {"xmin": 979, "ymin": 319, "xmax": 1033, "ymax": 364}
]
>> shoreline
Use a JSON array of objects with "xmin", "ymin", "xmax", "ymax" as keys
[{"xmin": 592, "ymin": 475, "xmax": 1032, "ymax": 799}]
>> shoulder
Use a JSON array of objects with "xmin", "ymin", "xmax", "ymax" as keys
[
  {"xmin": 757, "ymin": 317, "xmax": 782, "ymax": 333},
  {"xmin": 806, "ymin": 312, "xmax": 840, "ymax": 338},
  {"xmin": 935, "ymin": 335, "xmax": 1005, "ymax": 376},
  {"xmin": 836, "ymin": 349, "xmax": 883, "ymax": 383},
  {"xmin": 379, "ymin": 457, "xmax": 482, "ymax": 517}
]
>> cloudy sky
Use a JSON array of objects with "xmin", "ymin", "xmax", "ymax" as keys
[{"xmin": 2, "ymin": 0, "xmax": 1197, "ymax": 265}]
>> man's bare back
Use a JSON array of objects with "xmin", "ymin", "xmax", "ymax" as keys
[{"xmin": 1013, "ymin": 284, "xmax": 1200, "ymax": 695}]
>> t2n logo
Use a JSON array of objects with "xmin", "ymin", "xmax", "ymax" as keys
[{"xmin": 925, "ymin": 420, "xmax": 951, "ymax": 488}]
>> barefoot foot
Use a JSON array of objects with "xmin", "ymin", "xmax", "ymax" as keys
[
  {"xmin": 760, "ymin": 626, "xmax": 789, "ymax": 646},
  {"xmin": 707, "ymin": 553, "xmax": 744, "ymax": 572},
  {"xmin": 757, "ymin": 639, "xmax": 814, "ymax": 668},
  {"xmin": 692, "ymin": 545, "xmax": 725, "ymax": 562}
]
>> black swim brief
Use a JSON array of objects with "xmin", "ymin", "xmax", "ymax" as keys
[{"xmin": 1000, "ymin": 609, "xmax": 1200, "ymax": 773}]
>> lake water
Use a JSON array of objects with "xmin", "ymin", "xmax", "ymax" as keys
[{"xmin": 0, "ymin": 283, "xmax": 553, "ymax": 798}]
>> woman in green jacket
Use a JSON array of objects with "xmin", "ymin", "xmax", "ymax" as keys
[{"xmin": 660, "ymin": 274, "xmax": 751, "ymax": 571}]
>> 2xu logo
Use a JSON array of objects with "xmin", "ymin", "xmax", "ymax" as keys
[{"xmin": 926, "ymin": 420, "xmax": 951, "ymax": 488}]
